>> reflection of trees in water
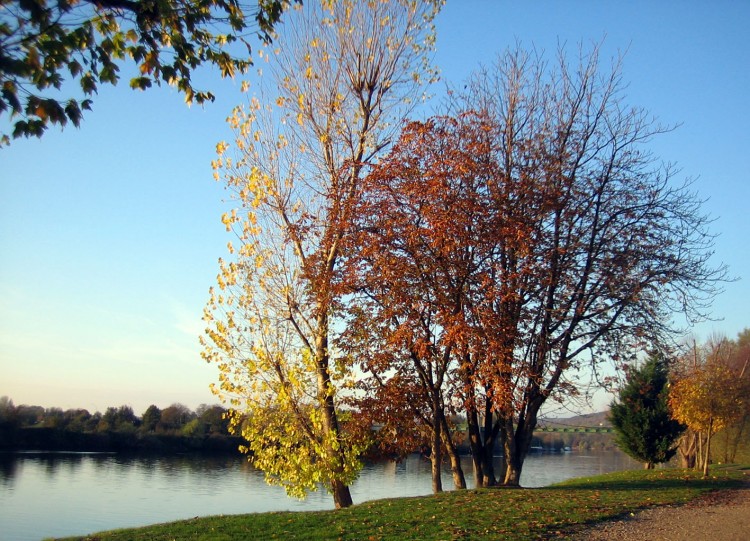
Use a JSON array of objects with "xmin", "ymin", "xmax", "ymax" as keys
[
  {"xmin": 0, "ymin": 452, "xmax": 94, "ymax": 485},
  {"xmin": 85, "ymin": 453, "xmax": 247, "ymax": 480},
  {"xmin": 0, "ymin": 454, "xmax": 21, "ymax": 487},
  {"xmin": 0, "ymin": 452, "xmax": 251, "ymax": 488}
]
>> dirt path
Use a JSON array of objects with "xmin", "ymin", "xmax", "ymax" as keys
[{"xmin": 567, "ymin": 483, "xmax": 750, "ymax": 540}]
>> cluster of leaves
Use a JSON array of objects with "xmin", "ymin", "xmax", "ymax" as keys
[
  {"xmin": 609, "ymin": 352, "xmax": 685, "ymax": 468},
  {"xmin": 0, "ymin": 0, "xmax": 300, "ymax": 144}
]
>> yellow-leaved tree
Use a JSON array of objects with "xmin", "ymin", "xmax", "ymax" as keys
[
  {"xmin": 201, "ymin": 0, "xmax": 440, "ymax": 509},
  {"xmin": 669, "ymin": 338, "xmax": 745, "ymax": 477}
]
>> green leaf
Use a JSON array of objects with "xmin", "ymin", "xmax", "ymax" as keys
[{"xmin": 129, "ymin": 77, "xmax": 152, "ymax": 90}]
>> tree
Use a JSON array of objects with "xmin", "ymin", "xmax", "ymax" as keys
[
  {"xmin": 670, "ymin": 337, "xmax": 747, "ymax": 476},
  {"xmin": 158, "ymin": 403, "xmax": 194, "ymax": 432},
  {"xmin": 0, "ymin": 396, "xmax": 17, "ymax": 429},
  {"xmin": 98, "ymin": 404, "xmax": 138, "ymax": 432},
  {"xmin": 0, "ymin": 0, "xmax": 300, "ymax": 144},
  {"xmin": 723, "ymin": 330, "xmax": 750, "ymax": 462},
  {"xmin": 196, "ymin": 404, "xmax": 229, "ymax": 435},
  {"xmin": 140, "ymin": 404, "xmax": 161, "ymax": 432},
  {"xmin": 456, "ymin": 44, "xmax": 726, "ymax": 487},
  {"xmin": 609, "ymin": 352, "xmax": 684, "ymax": 469},
  {"xmin": 346, "ymin": 42, "xmax": 727, "ymax": 489},
  {"xmin": 342, "ymin": 114, "xmax": 498, "ymax": 493},
  {"xmin": 201, "ymin": 0, "xmax": 439, "ymax": 509}
]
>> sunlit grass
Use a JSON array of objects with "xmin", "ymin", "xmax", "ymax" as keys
[{"xmin": 52, "ymin": 466, "xmax": 748, "ymax": 541}]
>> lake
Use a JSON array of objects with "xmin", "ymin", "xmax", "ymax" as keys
[{"xmin": 0, "ymin": 450, "xmax": 636, "ymax": 541}]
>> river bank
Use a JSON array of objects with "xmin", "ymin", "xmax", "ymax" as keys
[{"xmin": 48, "ymin": 466, "xmax": 748, "ymax": 541}]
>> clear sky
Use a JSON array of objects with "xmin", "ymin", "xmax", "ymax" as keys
[{"xmin": 1, "ymin": 0, "xmax": 748, "ymax": 416}]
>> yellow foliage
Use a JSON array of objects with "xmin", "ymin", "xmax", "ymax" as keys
[
  {"xmin": 669, "ymin": 363, "xmax": 741, "ymax": 434},
  {"xmin": 202, "ymin": 0, "xmax": 441, "ymax": 506}
]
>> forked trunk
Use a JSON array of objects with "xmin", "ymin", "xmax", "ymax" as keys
[
  {"xmin": 465, "ymin": 394, "xmax": 500, "ymax": 487},
  {"xmin": 502, "ymin": 410, "xmax": 537, "ymax": 487}
]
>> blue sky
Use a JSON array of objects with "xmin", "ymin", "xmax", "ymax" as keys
[{"xmin": 1, "ymin": 1, "xmax": 748, "ymax": 415}]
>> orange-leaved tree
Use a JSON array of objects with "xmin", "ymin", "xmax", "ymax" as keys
[
  {"xmin": 452, "ymin": 44, "xmax": 727, "ymax": 487},
  {"xmin": 341, "ymin": 114, "xmax": 497, "ymax": 493}
]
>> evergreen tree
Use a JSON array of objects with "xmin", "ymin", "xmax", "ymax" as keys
[{"xmin": 610, "ymin": 352, "xmax": 684, "ymax": 469}]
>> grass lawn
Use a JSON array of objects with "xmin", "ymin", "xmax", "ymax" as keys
[{"xmin": 52, "ymin": 466, "xmax": 748, "ymax": 541}]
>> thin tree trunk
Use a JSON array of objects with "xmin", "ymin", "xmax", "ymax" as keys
[
  {"xmin": 430, "ymin": 394, "xmax": 443, "ymax": 494},
  {"xmin": 703, "ymin": 421, "xmax": 713, "ymax": 478},
  {"xmin": 440, "ymin": 414, "xmax": 466, "ymax": 489},
  {"xmin": 316, "ymin": 315, "xmax": 353, "ymax": 509},
  {"xmin": 465, "ymin": 397, "xmax": 485, "ymax": 487}
]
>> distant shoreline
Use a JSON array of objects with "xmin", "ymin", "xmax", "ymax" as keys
[{"xmin": 0, "ymin": 426, "xmax": 244, "ymax": 454}]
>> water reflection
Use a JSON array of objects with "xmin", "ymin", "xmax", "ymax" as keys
[{"xmin": 0, "ymin": 450, "xmax": 635, "ymax": 541}]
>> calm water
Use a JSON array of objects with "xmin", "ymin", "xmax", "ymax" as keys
[{"xmin": 0, "ymin": 451, "xmax": 635, "ymax": 541}]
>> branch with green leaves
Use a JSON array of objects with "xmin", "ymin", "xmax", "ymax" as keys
[{"xmin": 0, "ymin": 0, "xmax": 300, "ymax": 145}]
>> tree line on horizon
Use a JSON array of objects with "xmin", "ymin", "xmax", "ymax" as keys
[{"xmin": 0, "ymin": 398, "xmax": 239, "ymax": 452}]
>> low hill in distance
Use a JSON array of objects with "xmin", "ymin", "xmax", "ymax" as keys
[{"xmin": 539, "ymin": 411, "xmax": 611, "ymax": 430}]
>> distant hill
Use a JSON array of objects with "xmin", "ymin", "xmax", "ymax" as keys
[{"xmin": 539, "ymin": 410, "xmax": 611, "ymax": 430}]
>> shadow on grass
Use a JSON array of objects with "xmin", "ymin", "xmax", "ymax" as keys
[{"xmin": 546, "ymin": 477, "xmax": 747, "ymax": 492}]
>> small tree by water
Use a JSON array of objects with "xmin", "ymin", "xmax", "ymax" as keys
[{"xmin": 610, "ymin": 352, "xmax": 684, "ymax": 469}]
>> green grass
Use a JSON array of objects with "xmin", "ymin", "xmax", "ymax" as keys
[{"xmin": 52, "ymin": 466, "xmax": 748, "ymax": 541}]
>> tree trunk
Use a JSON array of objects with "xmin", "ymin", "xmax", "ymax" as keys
[
  {"xmin": 702, "ymin": 421, "xmax": 713, "ymax": 478},
  {"xmin": 330, "ymin": 478, "xmax": 353, "ymax": 509},
  {"xmin": 502, "ymin": 408, "xmax": 538, "ymax": 486},
  {"xmin": 430, "ymin": 394, "xmax": 443, "ymax": 494},
  {"xmin": 678, "ymin": 430, "xmax": 697, "ymax": 469},
  {"xmin": 644, "ymin": 462, "xmax": 654, "ymax": 469},
  {"xmin": 440, "ymin": 414, "xmax": 466, "ymax": 489},
  {"xmin": 315, "ymin": 314, "xmax": 353, "ymax": 509},
  {"xmin": 483, "ymin": 425, "xmax": 500, "ymax": 487},
  {"xmin": 445, "ymin": 441, "xmax": 466, "ymax": 490},
  {"xmin": 502, "ymin": 418, "xmax": 522, "ymax": 486},
  {"xmin": 430, "ymin": 434, "xmax": 443, "ymax": 493},
  {"xmin": 465, "ymin": 393, "xmax": 501, "ymax": 488},
  {"xmin": 465, "ymin": 399, "xmax": 485, "ymax": 487}
]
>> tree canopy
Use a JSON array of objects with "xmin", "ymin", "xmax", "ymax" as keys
[
  {"xmin": 341, "ymin": 43, "xmax": 727, "ymax": 490},
  {"xmin": 0, "ymin": 0, "xmax": 300, "ymax": 144}
]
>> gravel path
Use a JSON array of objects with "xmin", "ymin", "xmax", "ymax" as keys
[{"xmin": 566, "ymin": 483, "xmax": 750, "ymax": 540}]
